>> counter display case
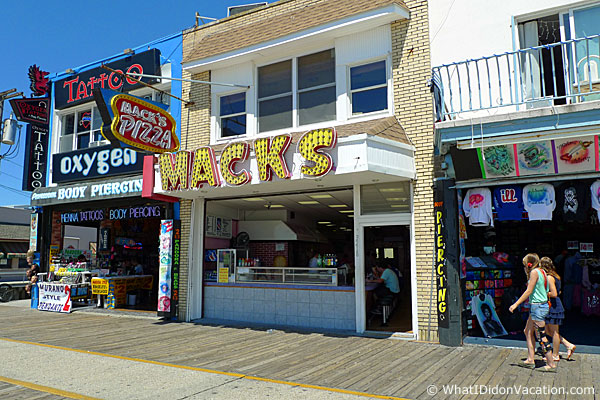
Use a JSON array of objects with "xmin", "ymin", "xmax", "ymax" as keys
[{"xmin": 235, "ymin": 266, "xmax": 338, "ymax": 286}]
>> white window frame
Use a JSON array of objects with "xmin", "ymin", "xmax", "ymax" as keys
[
  {"xmin": 347, "ymin": 57, "xmax": 391, "ymax": 119},
  {"xmin": 57, "ymin": 106, "xmax": 105, "ymax": 153},
  {"xmin": 256, "ymin": 47, "xmax": 337, "ymax": 135},
  {"xmin": 217, "ymin": 90, "xmax": 248, "ymax": 139}
]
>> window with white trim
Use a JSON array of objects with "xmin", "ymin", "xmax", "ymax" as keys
[
  {"xmin": 219, "ymin": 92, "xmax": 247, "ymax": 137},
  {"xmin": 257, "ymin": 49, "xmax": 336, "ymax": 132},
  {"xmin": 350, "ymin": 60, "xmax": 388, "ymax": 115},
  {"xmin": 59, "ymin": 107, "xmax": 104, "ymax": 152}
]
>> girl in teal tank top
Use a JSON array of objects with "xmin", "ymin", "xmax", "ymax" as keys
[{"xmin": 509, "ymin": 253, "xmax": 557, "ymax": 370}]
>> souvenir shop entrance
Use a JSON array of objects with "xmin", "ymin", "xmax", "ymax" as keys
[{"xmin": 460, "ymin": 177, "xmax": 600, "ymax": 349}]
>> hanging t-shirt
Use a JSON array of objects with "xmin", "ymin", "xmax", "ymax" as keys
[
  {"xmin": 555, "ymin": 181, "xmax": 590, "ymax": 222},
  {"xmin": 463, "ymin": 188, "xmax": 494, "ymax": 227},
  {"xmin": 493, "ymin": 185, "xmax": 523, "ymax": 221},
  {"xmin": 590, "ymin": 180, "xmax": 600, "ymax": 220},
  {"xmin": 523, "ymin": 183, "xmax": 556, "ymax": 221}
]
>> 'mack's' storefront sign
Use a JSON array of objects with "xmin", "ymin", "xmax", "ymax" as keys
[{"xmin": 157, "ymin": 128, "xmax": 337, "ymax": 191}]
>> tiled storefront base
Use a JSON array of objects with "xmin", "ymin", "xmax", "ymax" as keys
[{"xmin": 203, "ymin": 284, "xmax": 356, "ymax": 331}]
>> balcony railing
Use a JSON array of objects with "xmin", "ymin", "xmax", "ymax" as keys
[{"xmin": 431, "ymin": 35, "xmax": 600, "ymax": 121}]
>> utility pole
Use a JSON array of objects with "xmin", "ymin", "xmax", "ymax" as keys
[{"xmin": 0, "ymin": 88, "xmax": 25, "ymax": 171}]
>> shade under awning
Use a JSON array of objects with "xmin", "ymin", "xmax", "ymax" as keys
[{"xmin": 0, "ymin": 241, "xmax": 29, "ymax": 255}]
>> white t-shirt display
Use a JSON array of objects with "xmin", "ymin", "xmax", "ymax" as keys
[
  {"xmin": 523, "ymin": 183, "xmax": 556, "ymax": 221},
  {"xmin": 463, "ymin": 188, "xmax": 493, "ymax": 227},
  {"xmin": 590, "ymin": 180, "xmax": 600, "ymax": 219}
]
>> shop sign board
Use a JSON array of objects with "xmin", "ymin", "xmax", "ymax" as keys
[
  {"xmin": 206, "ymin": 215, "xmax": 232, "ymax": 239},
  {"xmin": 91, "ymin": 278, "xmax": 109, "ymax": 295},
  {"xmin": 28, "ymin": 65, "xmax": 50, "ymax": 97},
  {"xmin": 99, "ymin": 228, "xmax": 110, "ymax": 251},
  {"xmin": 30, "ymin": 213, "xmax": 38, "ymax": 251},
  {"xmin": 61, "ymin": 209, "xmax": 105, "ymax": 223},
  {"xmin": 9, "ymin": 97, "xmax": 50, "ymax": 125},
  {"xmin": 37, "ymin": 283, "xmax": 72, "ymax": 313},
  {"xmin": 52, "ymin": 145, "xmax": 143, "ymax": 183},
  {"xmin": 171, "ymin": 220, "xmax": 181, "ymax": 317},
  {"xmin": 580, "ymin": 242, "xmax": 594, "ymax": 253},
  {"xmin": 54, "ymin": 49, "xmax": 161, "ymax": 109},
  {"xmin": 218, "ymin": 267, "xmax": 229, "ymax": 283},
  {"xmin": 94, "ymin": 89, "xmax": 179, "ymax": 154},
  {"xmin": 158, "ymin": 219, "xmax": 174, "ymax": 314},
  {"xmin": 567, "ymin": 241, "xmax": 579, "ymax": 250},
  {"xmin": 157, "ymin": 128, "xmax": 337, "ymax": 191},
  {"xmin": 22, "ymin": 124, "xmax": 49, "ymax": 191},
  {"xmin": 434, "ymin": 198, "xmax": 449, "ymax": 328},
  {"xmin": 108, "ymin": 205, "xmax": 162, "ymax": 220},
  {"xmin": 478, "ymin": 136, "xmax": 600, "ymax": 179},
  {"xmin": 31, "ymin": 175, "xmax": 143, "ymax": 206}
]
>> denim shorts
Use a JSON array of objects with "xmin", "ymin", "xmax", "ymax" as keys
[{"xmin": 530, "ymin": 303, "xmax": 550, "ymax": 322}]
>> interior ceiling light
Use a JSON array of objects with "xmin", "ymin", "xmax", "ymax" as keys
[
  {"xmin": 310, "ymin": 194, "xmax": 332, "ymax": 199},
  {"xmin": 385, "ymin": 197, "xmax": 407, "ymax": 201},
  {"xmin": 328, "ymin": 204, "xmax": 347, "ymax": 208},
  {"xmin": 298, "ymin": 200, "xmax": 319, "ymax": 205},
  {"xmin": 339, "ymin": 210, "xmax": 354, "ymax": 213},
  {"xmin": 326, "ymin": 224, "xmax": 335, "ymax": 227},
  {"xmin": 317, "ymin": 221, "xmax": 331, "ymax": 224},
  {"xmin": 380, "ymin": 187, "xmax": 405, "ymax": 192},
  {"xmin": 244, "ymin": 197, "xmax": 265, "ymax": 202},
  {"xmin": 391, "ymin": 204, "xmax": 407, "ymax": 208},
  {"xmin": 347, "ymin": 214, "xmax": 354, "ymax": 218},
  {"xmin": 265, "ymin": 204, "xmax": 284, "ymax": 208}
]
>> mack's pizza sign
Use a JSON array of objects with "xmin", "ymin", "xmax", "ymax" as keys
[{"xmin": 94, "ymin": 88, "xmax": 179, "ymax": 153}]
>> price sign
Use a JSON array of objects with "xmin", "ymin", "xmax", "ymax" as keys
[{"xmin": 580, "ymin": 242, "xmax": 594, "ymax": 253}]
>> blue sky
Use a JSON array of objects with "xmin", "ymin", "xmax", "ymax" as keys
[{"xmin": 0, "ymin": 0, "xmax": 259, "ymax": 206}]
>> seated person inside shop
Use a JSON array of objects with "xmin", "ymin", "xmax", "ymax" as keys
[
  {"xmin": 367, "ymin": 264, "xmax": 400, "ymax": 305},
  {"xmin": 130, "ymin": 257, "xmax": 144, "ymax": 275}
]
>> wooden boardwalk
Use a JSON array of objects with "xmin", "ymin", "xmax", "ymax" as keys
[{"xmin": 0, "ymin": 304, "xmax": 598, "ymax": 400}]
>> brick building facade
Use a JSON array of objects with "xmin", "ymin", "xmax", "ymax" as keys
[{"xmin": 158, "ymin": 0, "xmax": 437, "ymax": 341}]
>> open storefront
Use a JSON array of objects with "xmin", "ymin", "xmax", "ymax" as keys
[
  {"xmin": 32, "ymin": 176, "xmax": 175, "ymax": 313},
  {"xmin": 151, "ymin": 120, "xmax": 421, "ymax": 335},
  {"xmin": 446, "ymin": 137, "xmax": 600, "ymax": 348}
]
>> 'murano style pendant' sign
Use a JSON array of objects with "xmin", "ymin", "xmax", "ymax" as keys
[{"xmin": 94, "ymin": 88, "xmax": 179, "ymax": 154}]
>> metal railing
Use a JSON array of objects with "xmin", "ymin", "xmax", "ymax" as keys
[{"xmin": 432, "ymin": 34, "xmax": 600, "ymax": 121}]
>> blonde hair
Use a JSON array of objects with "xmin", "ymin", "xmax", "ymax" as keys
[
  {"xmin": 522, "ymin": 253, "xmax": 540, "ymax": 278},
  {"xmin": 540, "ymin": 256, "xmax": 560, "ymax": 279}
]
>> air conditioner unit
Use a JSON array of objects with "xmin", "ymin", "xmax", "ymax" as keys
[
  {"xmin": 89, "ymin": 140, "xmax": 110, "ymax": 148},
  {"xmin": 59, "ymin": 134, "xmax": 74, "ymax": 153}
]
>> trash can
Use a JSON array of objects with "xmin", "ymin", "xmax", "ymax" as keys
[{"xmin": 127, "ymin": 293, "xmax": 136, "ymax": 306}]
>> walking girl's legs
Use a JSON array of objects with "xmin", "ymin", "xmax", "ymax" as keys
[
  {"xmin": 533, "ymin": 320, "xmax": 556, "ymax": 368},
  {"xmin": 546, "ymin": 324, "xmax": 560, "ymax": 361},
  {"xmin": 524, "ymin": 317, "xmax": 535, "ymax": 363}
]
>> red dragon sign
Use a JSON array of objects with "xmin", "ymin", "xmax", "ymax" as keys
[{"xmin": 28, "ymin": 65, "xmax": 50, "ymax": 97}]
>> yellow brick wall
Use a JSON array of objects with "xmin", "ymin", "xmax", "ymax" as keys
[
  {"xmin": 392, "ymin": 1, "xmax": 437, "ymax": 342},
  {"xmin": 177, "ymin": 199, "xmax": 192, "ymax": 322},
  {"xmin": 177, "ymin": 70, "xmax": 211, "ymax": 322},
  {"xmin": 178, "ymin": 0, "xmax": 437, "ymax": 342}
]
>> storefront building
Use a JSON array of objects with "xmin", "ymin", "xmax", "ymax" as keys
[
  {"xmin": 29, "ymin": 33, "xmax": 183, "ymax": 314},
  {"xmin": 431, "ymin": 0, "xmax": 600, "ymax": 347},
  {"xmin": 144, "ymin": 0, "xmax": 437, "ymax": 339}
]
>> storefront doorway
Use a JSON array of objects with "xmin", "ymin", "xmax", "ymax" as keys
[
  {"xmin": 363, "ymin": 225, "xmax": 412, "ymax": 333},
  {"xmin": 461, "ymin": 178, "xmax": 600, "ymax": 350}
]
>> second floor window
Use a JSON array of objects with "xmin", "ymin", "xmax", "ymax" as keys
[
  {"xmin": 350, "ymin": 60, "xmax": 388, "ymax": 115},
  {"xmin": 220, "ymin": 92, "xmax": 247, "ymax": 137},
  {"xmin": 60, "ymin": 107, "xmax": 103, "ymax": 152},
  {"xmin": 258, "ymin": 49, "xmax": 335, "ymax": 133}
]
